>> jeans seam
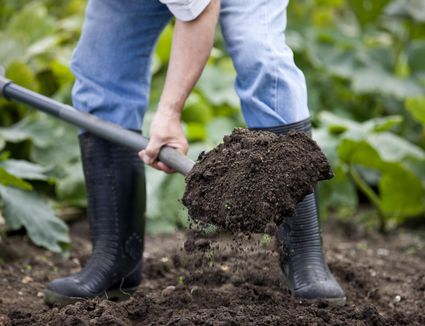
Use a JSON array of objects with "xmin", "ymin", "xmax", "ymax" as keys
[{"xmin": 264, "ymin": 0, "xmax": 279, "ymax": 119}]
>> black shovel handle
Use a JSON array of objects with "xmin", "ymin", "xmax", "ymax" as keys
[{"xmin": 0, "ymin": 76, "xmax": 194, "ymax": 176}]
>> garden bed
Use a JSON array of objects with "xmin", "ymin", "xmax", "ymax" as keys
[{"xmin": 0, "ymin": 219, "xmax": 424, "ymax": 325}]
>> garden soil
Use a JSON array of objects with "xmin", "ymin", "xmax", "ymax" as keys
[
  {"xmin": 0, "ymin": 219, "xmax": 424, "ymax": 325},
  {"xmin": 183, "ymin": 129, "xmax": 333, "ymax": 233}
]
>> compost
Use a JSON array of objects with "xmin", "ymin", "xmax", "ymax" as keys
[
  {"xmin": 183, "ymin": 128, "xmax": 333, "ymax": 233},
  {"xmin": 0, "ymin": 220, "xmax": 424, "ymax": 325}
]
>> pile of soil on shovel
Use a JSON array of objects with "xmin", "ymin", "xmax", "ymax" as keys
[
  {"xmin": 1, "ymin": 219, "xmax": 424, "ymax": 325},
  {"xmin": 183, "ymin": 128, "xmax": 333, "ymax": 233}
]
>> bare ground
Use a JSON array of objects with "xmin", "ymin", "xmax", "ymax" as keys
[{"xmin": 0, "ymin": 219, "xmax": 424, "ymax": 325}]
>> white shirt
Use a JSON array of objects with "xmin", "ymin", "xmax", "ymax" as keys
[{"xmin": 159, "ymin": 0, "xmax": 212, "ymax": 21}]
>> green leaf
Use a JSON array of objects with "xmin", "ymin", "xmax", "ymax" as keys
[
  {"xmin": 319, "ymin": 111, "xmax": 360, "ymax": 134},
  {"xmin": 0, "ymin": 32, "xmax": 24, "ymax": 66},
  {"xmin": 11, "ymin": 114, "xmax": 73, "ymax": 149},
  {"xmin": 351, "ymin": 68, "xmax": 423, "ymax": 99},
  {"xmin": 403, "ymin": 156, "xmax": 425, "ymax": 182},
  {"xmin": 319, "ymin": 111, "xmax": 370, "ymax": 138},
  {"xmin": 318, "ymin": 164, "xmax": 358, "ymax": 215},
  {"xmin": 337, "ymin": 124, "xmax": 425, "ymax": 222},
  {"xmin": 196, "ymin": 64, "xmax": 239, "ymax": 108},
  {"xmin": 55, "ymin": 160, "xmax": 86, "ymax": 207},
  {"xmin": 26, "ymin": 118, "xmax": 80, "ymax": 166},
  {"xmin": 50, "ymin": 59, "xmax": 75, "ymax": 86},
  {"xmin": 31, "ymin": 126, "xmax": 80, "ymax": 166},
  {"xmin": 313, "ymin": 127, "xmax": 341, "ymax": 166},
  {"xmin": 6, "ymin": 60, "xmax": 39, "ymax": 91},
  {"xmin": 338, "ymin": 131, "xmax": 425, "ymax": 173},
  {"xmin": 206, "ymin": 118, "xmax": 236, "ymax": 145},
  {"xmin": 0, "ymin": 167, "xmax": 32, "ymax": 190},
  {"xmin": 347, "ymin": 0, "xmax": 391, "ymax": 27},
  {"xmin": 158, "ymin": 173, "xmax": 188, "ymax": 228},
  {"xmin": 319, "ymin": 112, "xmax": 402, "ymax": 139},
  {"xmin": 368, "ymin": 132, "xmax": 425, "ymax": 162},
  {"xmin": 0, "ymin": 159, "xmax": 50, "ymax": 181},
  {"xmin": 7, "ymin": 2, "xmax": 55, "ymax": 45},
  {"xmin": 145, "ymin": 168, "xmax": 188, "ymax": 234},
  {"xmin": 408, "ymin": 41, "xmax": 425, "ymax": 78},
  {"xmin": 182, "ymin": 93, "xmax": 214, "ymax": 124},
  {"xmin": 155, "ymin": 23, "xmax": 173, "ymax": 65},
  {"xmin": 186, "ymin": 122, "xmax": 207, "ymax": 142},
  {"xmin": 338, "ymin": 138, "xmax": 384, "ymax": 169},
  {"xmin": 406, "ymin": 97, "xmax": 425, "ymax": 127},
  {"xmin": 379, "ymin": 166, "xmax": 425, "ymax": 218},
  {"xmin": 0, "ymin": 185, "xmax": 70, "ymax": 252},
  {"xmin": 0, "ymin": 119, "xmax": 36, "ymax": 145},
  {"xmin": 385, "ymin": 0, "xmax": 425, "ymax": 23},
  {"xmin": 365, "ymin": 116, "xmax": 403, "ymax": 132},
  {"xmin": 26, "ymin": 35, "xmax": 59, "ymax": 58}
]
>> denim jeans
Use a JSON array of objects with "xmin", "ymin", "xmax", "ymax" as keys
[{"xmin": 71, "ymin": 0, "xmax": 310, "ymax": 130}]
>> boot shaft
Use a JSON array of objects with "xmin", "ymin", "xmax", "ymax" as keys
[{"xmin": 79, "ymin": 132, "xmax": 146, "ymax": 272}]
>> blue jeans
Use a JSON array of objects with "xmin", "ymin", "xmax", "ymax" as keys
[{"xmin": 71, "ymin": 0, "xmax": 309, "ymax": 129}]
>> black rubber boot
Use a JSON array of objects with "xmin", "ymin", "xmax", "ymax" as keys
[
  {"xmin": 251, "ymin": 118, "xmax": 346, "ymax": 304},
  {"xmin": 44, "ymin": 132, "xmax": 146, "ymax": 306}
]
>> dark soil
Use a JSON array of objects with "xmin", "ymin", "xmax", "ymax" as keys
[
  {"xmin": 0, "ymin": 219, "xmax": 424, "ymax": 325},
  {"xmin": 183, "ymin": 128, "xmax": 333, "ymax": 233}
]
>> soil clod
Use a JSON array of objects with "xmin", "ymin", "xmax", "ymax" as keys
[{"xmin": 183, "ymin": 128, "xmax": 333, "ymax": 233}]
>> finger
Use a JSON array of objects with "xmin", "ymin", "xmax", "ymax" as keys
[
  {"xmin": 141, "ymin": 146, "xmax": 176, "ymax": 173},
  {"xmin": 174, "ymin": 141, "xmax": 189, "ymax": 156},
  {"xmin": 143, "ymin": 139, "xmax": 163, "ymax": 164},
  {"xmin": 138, "ymin": 150, "xmax": 145, "ymax": 162},
  {"xmin": 152, "ymin": 161, "xmax": 176, "ymax": 174},
  {"xmin": 177, "ymin": 146, "xmax": 189, "ymax": 156},
  {"xmin": 139, "ymin": 150, "xmax": 156, "ymax": 165}
]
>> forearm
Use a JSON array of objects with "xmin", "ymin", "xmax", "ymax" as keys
[
  {"xmin": 140, "ymin": 0, "xmax": 220, "ymax": 172},
  {"xmin": 158, "ymin": 0, "xmax": 220, "ymax": 117}
]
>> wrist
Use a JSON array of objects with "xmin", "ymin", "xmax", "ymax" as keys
[{"xmin": 157, "ymin": 100, "xmax": 184, "ymax": 119}]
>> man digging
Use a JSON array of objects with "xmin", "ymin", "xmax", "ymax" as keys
[{"xmin": 45, "ymin": 0, "xmax": 346, "ymax": 305}]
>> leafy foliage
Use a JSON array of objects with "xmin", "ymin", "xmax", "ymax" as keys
[
  {"xmin": 0, "ymin": 185, "xmax": 69, "ymax": 252},
  {"xmin": 286, "ymin": 0, "xmax": 425, "ymax": 231},
  {"xmin": 0, "ymin": 0, "xmax": 81, "ymax": 251},
  {"xmin": 315, "ymin": 112, "xmax": 425, "ymax": 231}
]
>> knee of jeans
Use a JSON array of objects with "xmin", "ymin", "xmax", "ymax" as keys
[{"xmin": 230, "ymin": 35, "xmax": 279, "ymax": 81}]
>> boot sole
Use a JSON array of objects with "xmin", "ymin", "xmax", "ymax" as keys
[
  {"xmin": 279, "ymin": 272, "xmax": 346, "ymax": 306},
  {"xmin": 44, "ymin": 286, "xmax": 138, "ymax": 307}
]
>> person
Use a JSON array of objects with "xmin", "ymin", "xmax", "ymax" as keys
[{"xmin": 44, "ymin": 0, "xmax": 346, "ymax": 306}]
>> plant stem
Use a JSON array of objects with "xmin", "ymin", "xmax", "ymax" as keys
[{"xmin": 349, "ymin": 165, "xmax": 387, "ymax": 233}]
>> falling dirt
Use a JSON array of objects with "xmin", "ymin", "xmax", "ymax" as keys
[
  {"xmin": 182, "ymin": 128, "xmax": 333, "ymax": 234},
  {"xmin": 0, "ymin": 219, "xmax": 424, "ymax": 325}
]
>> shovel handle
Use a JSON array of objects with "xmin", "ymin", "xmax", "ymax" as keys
[{"xmin": 0, "ymin": 76, "xmax": 194, "ymax": 176}]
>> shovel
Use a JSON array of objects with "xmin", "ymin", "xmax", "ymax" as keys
[{"xmin": 0, "ymin": 75, "xmax": 194, "ymax": 175}]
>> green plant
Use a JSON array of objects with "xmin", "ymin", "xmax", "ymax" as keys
[
  {"xmin": 0, "ymin": 0, "xmax": 83, "ymax": 252},
  {"xmin": 286, "ymin": 0, "xmax": 425, "ymax": 231},
  {"xmin": 315, "ymin": 112, "xmax": 425, "ymax": 232},
  {"xmin": 0, "ymin": 145, "xmax": 69, "ymax": 252}
]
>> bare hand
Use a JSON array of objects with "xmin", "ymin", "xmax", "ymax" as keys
[{"xmin": 139, "ymin": 109, "xmax": 188, "ymax": 173}]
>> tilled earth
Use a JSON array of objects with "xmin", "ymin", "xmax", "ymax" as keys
[{"xmin": 0, "ymin": 220, "xmax": 424, "ymax": 325}]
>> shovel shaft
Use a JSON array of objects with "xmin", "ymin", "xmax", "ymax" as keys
[{"xmin": 0, "ymin": 76, "xmax": 194, "ymax": 176}]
